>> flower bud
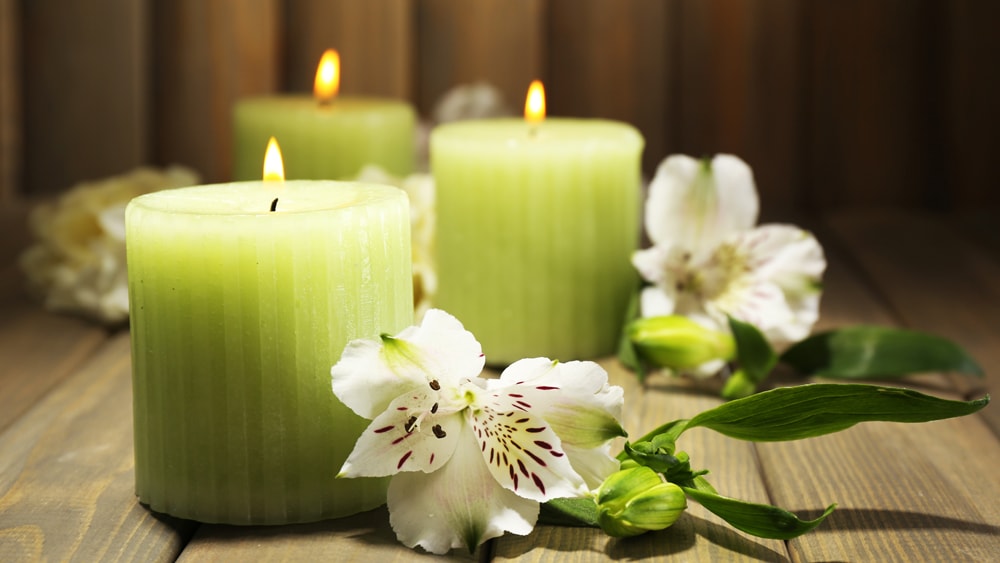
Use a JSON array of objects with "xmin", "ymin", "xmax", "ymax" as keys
[
  {"xmin": 629, "ymin": 315, "xmax": 735, "ymax": 370},
  {"xmin": 721, "ymin": 368, "xmax": 758, "ymax": 400},
  {"xmin": 596, "ymin": 466, "xmax": 688, "ymax": 537}
]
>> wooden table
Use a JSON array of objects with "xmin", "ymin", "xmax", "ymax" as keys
[{"xmin": 2, "ymin": 208, "xmax": 999, "ymax": 561}]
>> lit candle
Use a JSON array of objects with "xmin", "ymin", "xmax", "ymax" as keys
[
  {"xmin": 431, "ymin": 81, "xmax": 644, "ymax": 364},
  {"xmin": 126, "ymin": 139, "xmax": 412, "ymax": 524},
  {"xmin": 232, "ymin": 49, "xmax": 415, "ymax": 181}
]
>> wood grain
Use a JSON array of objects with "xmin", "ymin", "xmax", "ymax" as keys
[
  {"xmin": 549, "ymin": 0, "xmax": 672, "ymax": 177},
  {"xmin": 0, "ymin": 333, "xmax": 197, "ymax": 562},
  {"xmin": 0, "ymin": 265, "xmax": 108, "ymax": 434},
  {"xmin": 823, "ymin": 209, "xmax": 1000, "ymax": 432},
  {"xmin": 417, "ymin": 0, "xmax": 545, "ymax": 118},
  {"xmin": 675, "ymin": 0, "xmax": 804, "ymax": 210},
  {"xmin": 754, "ymin": 211, "xmax": 1000, "ymax": 561},
  {"xmin": 801, "ymin": 1, "xmax": 933, "ymax": 210},
  {"xmin": 153, "ymin": 0, "xmax": 281, "ymax": 184},
  {"xmin": 0, "ymin": 0, "xmax": 20, "ymax": 203},
  {"xmin": 177, "ymin": 507, "xmax": 475, "ymax": 562},
  {"xmin": 945, "ymin": 1, "xmax": 1000, "ymax": 209},
  {"xmin": 22, "ymin": 0, "xmax": 149, "ymax": 196},
  {"xmin": 285, "ymin": 0, "xmax": 415, "ymax": 100}
]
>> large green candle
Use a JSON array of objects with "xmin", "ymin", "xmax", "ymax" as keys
[
  {"xmin": 431, "ymin": 117, "xmax": 644, "ymax": 365},
  {"xmin": 126, "ymin": 180, "xmax": 412, "ymax": 524},
  {"xmin": 232, "ymin": 50, "xmax": 414, "ymax": 181}
]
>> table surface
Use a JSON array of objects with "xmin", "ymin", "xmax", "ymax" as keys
[{"xmin": 1, "ymin": 207, "xmax": 999, "ymax": 562}]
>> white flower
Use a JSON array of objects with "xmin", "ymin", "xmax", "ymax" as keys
[
  {"xmin": 432, "ymin": 82, "xmax": 513, "ymax": 124},
  {"xmin": 331, "ymin": 309, "xmax": 625, "ymax": 554},
  {"xmin": 633, "ymin": 155, "xmax": 825, "ymax": 355},
  {"xmin": 355, "ymin": 165, "xmax": 436, "ymax": 320},
  {"xmin": 19, "ymin": 166, "xmax": 199, "ymax": 324}
]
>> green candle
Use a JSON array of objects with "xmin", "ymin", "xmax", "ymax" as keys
[
  {"xmin": 431, "ymin": 114, "xmax": 644, "ymax": 365},
  {"xmin": 232, "ymin": 50, "xmax": 415, "ymax": 181},
  {"xmin": 126, "ymin": 180, "xmax": 412, "ymax": 524}
]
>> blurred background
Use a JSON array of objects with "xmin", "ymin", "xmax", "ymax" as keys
[{"xmin": 1, "ymin": 0, "xmax": 998, "ymax": 212}]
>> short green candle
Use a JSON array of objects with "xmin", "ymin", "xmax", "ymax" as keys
[
  {"xmin": 431, "ymin": 118, "xmax": 644, "ymax": 364},
  {"xmin": 126, "ymin": 181, "xmax": 412, "ymax": 524},
  {"xmin": 232, "ymin": 96, "xmax": 415, "ymax": 181}
]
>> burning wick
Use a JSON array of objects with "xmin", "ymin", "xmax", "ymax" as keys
[{"xmin": 270, "ymin": 198, "xmax": 279, "ymax": 212}]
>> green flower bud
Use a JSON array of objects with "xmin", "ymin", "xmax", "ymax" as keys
[
  {"xmin": 595, "ymin": 466, "xmax": 688, "ymax": 537},
  {"xmin": 721, "ymin": 368, "xmax": 758, "ymax": 400},
  {"xmin": 629, "ymin": 315, "xmax": 736, "ymax": 370}
]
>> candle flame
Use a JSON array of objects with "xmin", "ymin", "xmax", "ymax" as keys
[
  {"xmin": 524, "ymin": 80, "xmax": 546, "ymax": 124},
  {"xmin": 314, "ymin": 49, "xmax": 340, "ymax": 104},
  {"xmin": 263, "ymin": 137, "xmax": 285, "ymax": 182}
]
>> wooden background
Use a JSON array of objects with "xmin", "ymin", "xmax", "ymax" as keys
[{"xmin": 1, "ymin": 0, "xmax": 998, "ymax": 211}]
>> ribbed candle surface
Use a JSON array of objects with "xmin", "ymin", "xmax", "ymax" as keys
[
  {"xmin": 232, "ymin": 96, "xmax": 415, "ymax": 181},
  {"xmin": 431, "ymin": 118, "xmax": 643, "ymax": 365},
  {"xmin": 126, "ymin": 181, "xmax": 412, "ymax": 524}
]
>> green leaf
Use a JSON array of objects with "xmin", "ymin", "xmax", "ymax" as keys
[
  {"xmin": 539, "ymin": 497, "xmax": 600, "ymax": 527},
  {"xmin": 781, "ymin": 326, "xmax": 983, "ymax": 379},
  {"xmin": 681, "ymin": 479, "xmax": 836, "ymax": 540},
  {"xmin": 617, "ymin": 286, "xmax": 647, "ymax": 382},
  {"xmin": 684, "ymin": 383, "xmax": 990, "ymax": 442},
  {"xmin": 728, "ymin": 316, "xmax": 777, "ymax": 383},
  {"xmin": 617, "ymin": 419, "xmax": 690, "ymax": 461}
]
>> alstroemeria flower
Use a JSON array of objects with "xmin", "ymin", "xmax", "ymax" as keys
[
  {"xmin": 331, "ymin": 309, "xmax": 625, "ymax": 554},
  {"xmin": 19, "ymin": 165, "xmax": 199, "ymax": 324},
  {"xmin": 633, "ymin": 155, "xmax": 825, "ymax": 359}
]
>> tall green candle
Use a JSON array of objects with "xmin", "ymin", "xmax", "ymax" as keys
[
  {"xmin": 126, "ymin": 179, "xmax": 412, "ymax": 524},
  {"xmin": 431, "ymin": 90, "xmax": 644, "ymax": 365},
  {"xmin": 232, "ymin": 50, "xmax": 414, "ymax": 181}
]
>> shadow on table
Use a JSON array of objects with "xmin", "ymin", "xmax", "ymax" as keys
[{"xmin": 794, "ymin": 507, "xmax": 1000, "ymax": 536}]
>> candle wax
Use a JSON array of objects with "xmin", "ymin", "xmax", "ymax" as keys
[
  {"xmin": 232, "ymin": 96, "xmax": 415, "ymax": 181},
  {"xmin": 431, "ymin": 118, "xmax": 643, "ymax": 364},
  {"xmin": 126, "ymin": 181, "xmax": 412, "ymax": 524}
]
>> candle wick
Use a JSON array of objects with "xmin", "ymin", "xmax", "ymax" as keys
[
  {"xmin": 529, "ymin": 125, "xmax": 539, "ymax": 139},
  {"xmin": 270, "ymin": 198, "xmax": 279, "ymax": 212}
]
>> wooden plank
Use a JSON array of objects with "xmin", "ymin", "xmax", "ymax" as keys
[
  {"xmin": 417, "ymin": 0, "xmax": 545, "ymax": 118},
  {"xmin": 674, "ymin": 0, "xmax": 804, "ymax": 211},
  {"xmin": 0, "ymin": 264, "xmax": 108, "ymax": 434},
  {"xmin": 22, "ymin": 0, "xmax": 148, "ymax": 196},
  {"xmin": 754, "ymin": 217, "xmax": 1000, "ymax": 560},
  {"xmin": 763, "ymin": 417, "xmax": 1000, "ymax": 561},
  {"xmin": 0, "ymin": 0, "xmax": 20, "ymax": 203},
  {"xmin": 549, "ymin": 0, "xmax": 672, "ymax": 176},
  {"xmin": 153, "ymin": 0, "xmax": 281, "ymax": 184},
  {"xmin": 823, "ymin": 209, "xmax": 1000, "ymax": 431},
  {"xmin": 801, "ymin": 1, "xmax": 933, "ymax": 210},
  {"xmin": 177, "ymin": 507, "xmax": 475, "ymax": 562},
  {"xmin": 0, "ymin": 333, "xmax": 197, "ymax": 562},
  {"xmin": 285, "ymin": 0, "xmax": 414, "ymax": 100},
  {"xmin": 945, "ymin": 2, "xmax": 1000, "ymax": 208},
  {"xmin": 493, "ymin": 358, "xmax": 788, "ymax": 561}
]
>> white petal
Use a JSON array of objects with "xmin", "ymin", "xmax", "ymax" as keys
[
  {"xmin": 739, "ymin": 224, "xmax": 826, "ymax": 294},
  {"xmin": 331, "ymin": 309, "xmax": 484, "ymax": 419},
  {"xmin": 495, "ymin": 360, "xmax": 626, "ymax": 449},
  {"xmin": 723, "ymin": 225, "xmax": 825, "ymax": 343},
  {"xmin": 339, "ymin": 389, "xmax": 462, "ymax": 477},
  {"xmin": 640, "ymin": 285, "xmax": 676, "ymax": 317},
  {"xmin": 387, "ymin": 431, "xmax": 538, "ymax": 554},
  {"xmin": 644, "ymin": 154, "xmax": 758, "ymax": 259},
  {"xmin": 562, "ymin": 443, "xmax": 622, "ymax": 490},
  {"xmin": 470, "ymin": 389, "xmax": 587, "ymax": 502},
  {"xmin": 400, "ymin": 309, "xmax": 486, "ymax": 388}
]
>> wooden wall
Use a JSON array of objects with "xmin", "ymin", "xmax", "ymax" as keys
[{"xmin": 2, "ymin": 0, "xmax": 998, "ymax": 211}]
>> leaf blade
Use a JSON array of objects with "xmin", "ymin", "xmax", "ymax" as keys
[
  {"xmin": 684, "ymin": 384, "xmax": 990, "ymax": 442},
  {"xmin": 781, "ymin": 326, "xmax": 983, "ymax": 379},
  {"xmin": 681, "ymin": 479, "xmax": 836, "ymax": 540}
]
